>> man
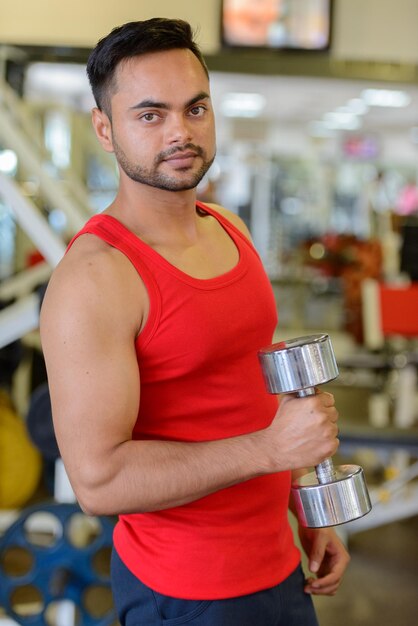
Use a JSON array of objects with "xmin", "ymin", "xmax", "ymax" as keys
[{"xmin": 40, "ymin": 18, "xmax": 349, "ymax": 626}]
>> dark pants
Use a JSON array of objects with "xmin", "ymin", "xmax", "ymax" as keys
[{"xmin": 111, "ymin": 549, "xmax": 319, "ymax": 626}]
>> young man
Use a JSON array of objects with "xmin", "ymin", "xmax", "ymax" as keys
[{"xmin": 40, "ymin": 18, "xmax": 349, "ymax": 626}]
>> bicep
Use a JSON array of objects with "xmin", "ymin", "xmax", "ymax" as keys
[{"xmin": 40, "ymin": 264, "xmax": 141, "ymax": 486}]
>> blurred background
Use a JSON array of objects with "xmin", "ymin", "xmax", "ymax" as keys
[{"xmin": 0, "ymin": 1, "xmax": 417, "ymax": 625}]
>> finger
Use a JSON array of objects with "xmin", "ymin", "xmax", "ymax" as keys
[
  {"xmin": 304, "ymin": 576, "xmax": 341, "ymax": 596},
  {"xmin": 315, "ymin": 390, "xmax": 335, "ymax": 407},
  {"xmin": 311, "ymin": 571, "xmax": 342, "ymax": 588},
  {"xmin": 306, "ymin": 583, "xmax": 339, "ymax": 596},
  {"xmin": 307, "ymin": 536, "xmax": 327, "ymax": 574}
]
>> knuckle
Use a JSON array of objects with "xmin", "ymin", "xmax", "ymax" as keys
[
  {"xmin": 330, "ymin": 441, "xmax": 339, "ymax": 456},
  {"xmin": 324, "ymin": 391, "xmax": 335, "ymax": 404}
]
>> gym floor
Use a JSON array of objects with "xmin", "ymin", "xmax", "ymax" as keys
[{"xmin": 313, "ymin": 516, "xmax": 418, "ymax": 626}]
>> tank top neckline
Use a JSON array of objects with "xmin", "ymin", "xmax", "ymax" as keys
[{"xmin": 89, "ymin": 204, "xmax": 250, "ymax": 289}]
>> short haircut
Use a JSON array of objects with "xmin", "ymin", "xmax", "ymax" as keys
[{"xmin": 86, "ymin": 17, "xmax": 209, "ymax": 116}]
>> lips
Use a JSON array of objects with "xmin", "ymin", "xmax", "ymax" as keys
[
  {"xmin": 163, "ymin": 151, "xmax": 199, "ymax": 168},
  {"xmin": 164, "ymin": 151, "xmax": 197, "ymax": 161}
]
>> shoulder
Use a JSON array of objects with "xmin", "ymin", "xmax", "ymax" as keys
[
  {"xmin": 46, "ymin": 234, "xmax": 131, "ymax": 303},
  {"xmin": 204, "ymin": 203, "xmax": 253, "ymax": 242},
  {"xmin": 40, "ymin": 233, "xmax": 146, "ymax": 342}
]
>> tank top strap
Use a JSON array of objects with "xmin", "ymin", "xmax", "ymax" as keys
[{"xmin": 196, "ymin": 201, "xmax": 261, "ymax": 260}]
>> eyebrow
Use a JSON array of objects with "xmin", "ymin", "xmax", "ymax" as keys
[{"xmin": 129, "ymin": 91, "xmax": 210, "ymax": 111}]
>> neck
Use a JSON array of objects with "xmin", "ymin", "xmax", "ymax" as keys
[{"xmin": 105, "ymin": 178, "xmax": 202, "ymax": 242}]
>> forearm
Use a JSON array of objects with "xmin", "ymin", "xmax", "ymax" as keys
[
  {"xmin": 289, "ymin": 468, "xmax": 309, "ymax": 518},
  {"xmin": 71, "ymin": 391, "xmax": 339, "ymax": 517},
  {"xmin": 73, "ymin": 430, "xmax": 273, "ymax": 516},
  {"xmin": 53, "ymin": 379, "xmax": 338, "ymax": 517}
]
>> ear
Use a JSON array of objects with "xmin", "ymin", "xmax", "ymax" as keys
[{"xmin": 91, "ymin": 107, "xmax": 114, "ymax": 153}]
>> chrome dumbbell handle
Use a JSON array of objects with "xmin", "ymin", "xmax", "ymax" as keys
[{"xmin": 296, "ymin": 386, "xmax": 337, "ymax": 484}]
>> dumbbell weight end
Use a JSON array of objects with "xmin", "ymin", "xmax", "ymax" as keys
[
  {"xmin": 294, "ymin": 383, "xmax": 371, "ymax": 526},
  {"xmin": 292, "ymin": 464, "xmax": 371, "ymax": 528}
]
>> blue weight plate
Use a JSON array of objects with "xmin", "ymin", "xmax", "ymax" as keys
[{"xmin": 0, "ymin": 502, "xmax": 116, "ymax": 626}]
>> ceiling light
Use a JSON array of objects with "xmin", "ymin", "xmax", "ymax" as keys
[
  {"xmin": 361, "ymin": 89, "xmax": 411, "ymax": 108},
  {"xmin": 26, "ymin": 62, "xmax": 88, "ymax": 93},
  {"xmin": 307, "ymin": 121, "xmax": 336, "ymax": 137},
  {"xmin": 220, "ymin": 93, "xmax": 266, "ymax": 118},
  {"xmin": 0, "ymin": 149, "xmax": 18, "ymax": 174},
  {"xmin": 346, "ymin": 98, "xmax": 369, "ymax": 115},
  {"xmin": 323, "ymin": 112, "xmax": 362, "ymax": 130}
]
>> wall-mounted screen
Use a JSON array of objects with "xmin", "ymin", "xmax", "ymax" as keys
[{"xmin": 222, "ymin": 0, "xmax": 331, "ymax": 50}]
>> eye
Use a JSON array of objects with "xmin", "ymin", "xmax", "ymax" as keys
[
  {"xmin": 189, "ymin": 105, "xmax": 206, "ymax": 117},
  {"xmin": 140, "ymin": 112, "xmax": 160, "ymax": 122}
]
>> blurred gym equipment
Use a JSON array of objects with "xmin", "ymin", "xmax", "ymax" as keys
[
  {"xmin": 0, "ymin": 502, "xmax": 116, "ymax": 626},
  {"xmin": 0, "ymin": 391, "xmax": 42, "ymax": 510}
]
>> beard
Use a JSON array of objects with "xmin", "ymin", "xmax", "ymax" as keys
[{"xmin": 112, "ymin": 136, "xmax": 215, "ymax": 192}]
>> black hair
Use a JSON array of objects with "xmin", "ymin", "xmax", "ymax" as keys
[{"xmin": 86, "ymin": 17, "xmax": 209, "ymax": 116}]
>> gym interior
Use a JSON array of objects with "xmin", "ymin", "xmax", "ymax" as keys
[{"xmin": 0, "ymin": 1, "xmax": 417, "ymax": 624}]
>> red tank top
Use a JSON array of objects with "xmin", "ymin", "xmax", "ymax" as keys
[{"xmin": 69, "ymin": 203, "xmax": 300, "ymax": 599}]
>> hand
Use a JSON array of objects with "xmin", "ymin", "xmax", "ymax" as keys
[
  {"xmin": 298, "ymin": 525, "xmax": 350, "ymax": 596},
  {"xmin": 266, "ymin": 391, "xmax": 339, "ymax": 472}
]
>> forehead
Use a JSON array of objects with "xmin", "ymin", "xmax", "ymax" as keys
[{"xmin": 113, "ymin": 48, "xmax": 210, "ymax": 104}]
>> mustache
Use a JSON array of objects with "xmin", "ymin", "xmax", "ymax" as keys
[{"xmin": 156, "ymin": 143, "xmax": 204, "ymax": 163}]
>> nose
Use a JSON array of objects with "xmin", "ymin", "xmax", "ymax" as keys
[{"xmin": 165, "ymin": 113, "xmax": 192, "ymax": 144}]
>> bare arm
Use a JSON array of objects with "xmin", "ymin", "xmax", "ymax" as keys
[{"xmin": 40, "ymin": 238, "xmax": 339, "ymax": 517}]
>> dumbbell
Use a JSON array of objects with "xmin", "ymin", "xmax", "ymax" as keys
[{"xmin": 258, "ymin": 334, "xmax": 372, "ymax": 528}]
